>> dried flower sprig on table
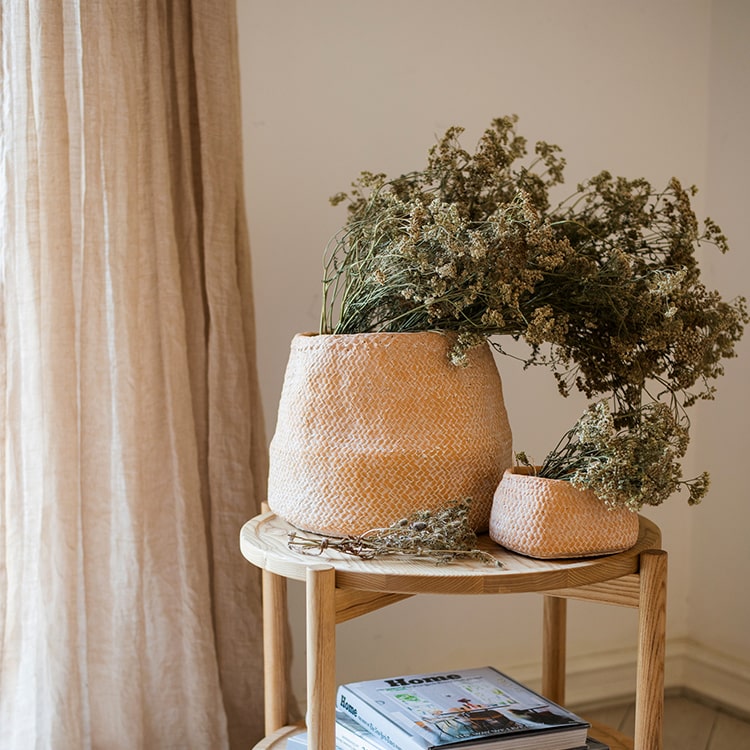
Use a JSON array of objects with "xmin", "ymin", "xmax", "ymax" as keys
[
  {"xmin": 287, "ymin": 499, "xmax": 502, "ymax": 567},
  {"xmin": 516, "ymin": 400, "xmax": 709, "ymax": 512}
]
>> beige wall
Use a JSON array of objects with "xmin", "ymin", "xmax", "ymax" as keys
[
  {"xmin": 238, "ymin": 0, "xmax": 749, "ymax": 711},
  {"xmin": 686, "ymin": 0, "xmax": 750, "ymax": 709}
]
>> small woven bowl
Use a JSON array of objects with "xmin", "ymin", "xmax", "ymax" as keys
[{"xmin": 489, "ymin": 466, "xmax": 639, "ymax": 559}]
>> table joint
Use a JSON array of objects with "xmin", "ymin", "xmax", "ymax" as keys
[{"xmin": 542, "ymin": 573, "xmax": 641, "ymax": 608}]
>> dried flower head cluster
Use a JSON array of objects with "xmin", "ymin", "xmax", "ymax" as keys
[
  {"xmin": 516, "ymin": 400, "xmax": 709, "ymax": 511},
  {"xmin": 287, "ymin": 499, "xmax": 501, "ymax": 567},
  {"xmin": 539, "ymin": 172, "xmax": 747, "ymax": 420},
  {"xmin": 322, "ymin": 116, "xmax": 570, "ymax": 366}
]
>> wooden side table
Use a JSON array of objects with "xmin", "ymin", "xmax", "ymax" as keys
[{"xmin": 240, "ymin": 512, "xmax": 667, "ymax": 750}]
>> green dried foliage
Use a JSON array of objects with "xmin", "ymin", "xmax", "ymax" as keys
[
  {"xmin": 287, "ymin": 499, "xmax": 502, "ymax": 567},
  {"xmin": 322, "ymin": 116, "xmax": 747, "ymax": 423},
  {"xmin": 516, "ymin": 401, "xmax": 709, "ymax": 511},
  {"xmin": 322, "ymin": 116, "xmax": 570, "ymax": 367}
]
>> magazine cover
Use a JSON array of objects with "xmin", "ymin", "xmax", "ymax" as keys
[{"xmin": 336, "ymin": 666, "xmax": 590, "ymax": 750}]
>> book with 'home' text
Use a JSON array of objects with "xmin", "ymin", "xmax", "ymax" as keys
[{"xmin": 335, "ymin": 666, "xmax": 590, "ymax": 750}]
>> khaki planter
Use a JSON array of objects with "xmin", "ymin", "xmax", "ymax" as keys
[
  {"xmin": 489, "ymin": 466, "xmax": 640, "ymax": 558},
  {"xmin": 268, "ymin": 332, "xmax": 513, "ymax": 535}
]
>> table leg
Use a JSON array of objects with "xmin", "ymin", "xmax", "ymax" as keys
[
  {"xmin": 542, "ymin": 595, "xmax": 567, "ymax": 705},
  {"xmin": 635, "ymin": 550, "xmax": 667, "ymax": 750},
  {"xmin": 307, "ymin": 564, "xmax": 337, "ymax": 750},
  {"xmin": 263, "ymin": 569, "xmax": 289, "ymax": 734}
]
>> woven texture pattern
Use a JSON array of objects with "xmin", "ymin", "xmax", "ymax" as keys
[
  {"xmin": 268, "ymin": 332, "xmax": 513, "ymax": 535},
  {"xmin": 489, "ymin": 468, "xmax": 639, "ymax": 558}
]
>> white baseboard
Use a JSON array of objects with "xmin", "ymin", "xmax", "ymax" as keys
[
  {"xmin": 505, "ymin": 637, "xmax": 750, "ymax": 715},
  {"xmin": 678, "ymin": 639, "xmax": 750, "ymax": 716},
  {"xmin": 501, "ymin": 645, "xmax": 641, "ymax": 708}
]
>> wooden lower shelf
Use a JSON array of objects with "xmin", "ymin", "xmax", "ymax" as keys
[
  {"xmin": 253, "ymin": 723, "xmax": 301, "ymax": 749},
  {"xmin": 253, "ymin": 718, "xmax": 634, "ymax": 750},
  {"xmin": 587, "ymin": 718, "xmax": 635, "ymax": 749}
]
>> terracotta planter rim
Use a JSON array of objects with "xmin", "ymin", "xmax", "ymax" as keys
[
  {"xmin": 503, "ymin": 465, "xmax": 586, "ymax": 491},
  {"xmin": 294, "ymin": 330, "xmax": 458, "ymax": 341},
  {"xmin": 506, "ymin": 465, "xmax": 541, "ymax": 476}
]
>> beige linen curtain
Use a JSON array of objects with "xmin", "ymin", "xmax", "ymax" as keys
[{"xmin": 1, "ymin": 2, "xmax": 269, "ymax": 747}]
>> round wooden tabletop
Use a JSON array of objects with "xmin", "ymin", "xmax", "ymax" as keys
[{"xmin": 240, "ymin": 511, "xmax": 661, "ymax": 596}]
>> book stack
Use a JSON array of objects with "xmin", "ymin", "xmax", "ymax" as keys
[{"xmin": 287, "ymin": 666, "xmax": 609, "ymax": 750}]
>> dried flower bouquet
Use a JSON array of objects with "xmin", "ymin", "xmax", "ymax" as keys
[
  {"xmin": 320, "ymin": 115, "xmax": 747, "ymax": 513},
  {"xmin": 322, "ymin": 115, "xmax": 746, "ymax": 424}
]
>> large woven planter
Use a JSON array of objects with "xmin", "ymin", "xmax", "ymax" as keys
[
  {"xmin": 267, "ymin": 332, "xmax": 513, "ymax": 536},
  {"xmin": 489, "ymin": 467, "xmax": 639, "ymax": 559}
]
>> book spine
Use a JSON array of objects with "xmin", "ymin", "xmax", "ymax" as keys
[
  {"xmin": 338, "ymin": 734, "xmax": 372, "ymax": 750},
  {"xmin": 337, "ymin": 685, "xmax": 429, "ymax": 750},
  {"xmin": 336, "ymin": 719, "xmax": 392, "ymax": 750},
  {"xmin": 286, "ymin": 730, "xmax": 376, "ymax": 750}
]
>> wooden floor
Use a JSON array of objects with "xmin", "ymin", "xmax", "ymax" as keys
[{"xmin": 580, "ymin": 691, "xmax": 750, "ymax": 750}]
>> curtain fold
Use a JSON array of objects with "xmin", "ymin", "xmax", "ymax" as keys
[{"xmin": 1, "ymin": 2, "xmax": 268, "ymax": 747}]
